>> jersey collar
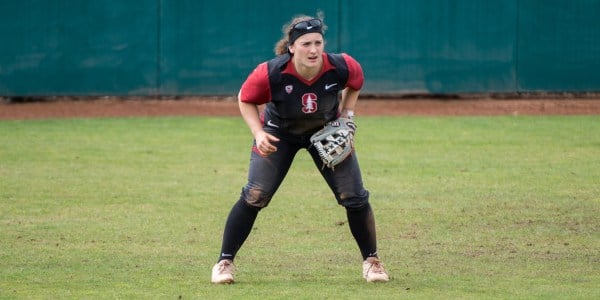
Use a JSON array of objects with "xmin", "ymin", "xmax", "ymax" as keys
[{"xmin": 282, "ymin": 53, "xmax": 335, "ymax": 86}]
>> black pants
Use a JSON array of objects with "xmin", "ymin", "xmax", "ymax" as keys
[
  {"xmin": 217, "ymin": 126, "xmax": 378, "ymax": 262},
  {"xmin": 241, "ymin": 127, "xmax": 369, "ymax": 209}
]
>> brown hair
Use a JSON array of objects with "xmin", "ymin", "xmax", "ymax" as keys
[{"xmin": 274, "ymin": 13, "xmax": 327, "ymax": 55}]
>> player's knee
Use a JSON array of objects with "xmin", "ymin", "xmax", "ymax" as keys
[
  {"xmin": 338, "ymin": 190, "xmax": 369, "ymax": 210},
  {"xmin": 241, "ymin": 186, "xmax": 273, "ymax": 209}
]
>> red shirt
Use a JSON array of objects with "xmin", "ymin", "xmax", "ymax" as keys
[{"xmin": 240, "ymin": 53, "xmax": 364, "ymax": 105}]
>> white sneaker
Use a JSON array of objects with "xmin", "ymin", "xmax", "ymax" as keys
[
  {"xmin": 211, "ymin": 259, "xmax": 234, "ymax": 284},
  {"xmin": 362, "ymin": 257, "xmax": 389, "ymax": 282}
]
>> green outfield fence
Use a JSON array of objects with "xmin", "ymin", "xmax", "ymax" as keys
[{"xmin": 1, "ymin": 0, "xmax": 599, "ymax": 96}]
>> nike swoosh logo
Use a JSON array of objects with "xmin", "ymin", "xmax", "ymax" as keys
[
  {"xmin": 306, "ymin": 26, "xmax": 314, "ymax": 30},
  {"xmin": 267, "ymin": 120, "xmax": 279, "ymax": 128},
  {"xmin": 325, "ymin": 83, "xmax": 338, "ymax": 90}
]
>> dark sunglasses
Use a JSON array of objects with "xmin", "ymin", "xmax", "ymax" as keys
[{"xmin": 292, "ymin": 19, "xmax": 322, "ymax": 31}]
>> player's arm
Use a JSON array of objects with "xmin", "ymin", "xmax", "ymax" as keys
[
  {"xmin": 238, "ymin": 97, "xmax": 279, "ymax": 156},
  {"xmin": 339, "ymin": 54, "xmax": 364, "ymax": 119},
  {"xmin": 340, "ymin": 87, "xmax": 360, "ymax": 118},
  {"xmin": 238, "ymin": 94, "xmax": 263, "ymax": 136},
  {"xmin": 238, "ymin": 63, "xmax": 280, "ymax": 155}
]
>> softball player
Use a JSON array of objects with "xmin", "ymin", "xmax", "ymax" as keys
[{"xmin": 211, "ymin": 14, "xmax": 389, "ymax": 283}]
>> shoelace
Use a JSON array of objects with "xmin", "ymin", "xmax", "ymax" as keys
[
  {"xmin": 368, "ymin": 260, "xmax": 385, "ymax": 274},
  {"xmin": 218, "ymin": 261, "xmax": 234, "ymax": 274}
]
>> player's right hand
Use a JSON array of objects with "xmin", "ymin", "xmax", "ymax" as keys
[{"xmin": 255, "ymin": 130, "xmax": 279, "ymax": 156}]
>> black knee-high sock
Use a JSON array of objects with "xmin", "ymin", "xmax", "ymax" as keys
[
  {"xmin": 346, "ymin": 203, "xmax": 378, "ymax": 260},
  {"xmin": 218, "ymin": 199, "xmax": 260, "ymax": 262}
]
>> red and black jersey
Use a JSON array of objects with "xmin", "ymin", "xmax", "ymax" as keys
[{"xmin": 239, "ymin": 52, "xmax": 364, "ymax": 135}]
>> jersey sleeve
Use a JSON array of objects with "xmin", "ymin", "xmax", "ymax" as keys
[
  {"xmin": 239, "ymin": 62, "xmax": 271, "ymax": 105},
  {"xmin": 342, "ymin": 53, "xmax": 364, "ymax": 90}
]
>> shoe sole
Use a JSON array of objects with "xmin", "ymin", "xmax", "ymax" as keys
[{"xmin": 212, "ymin": 278, "xmax": 234, "ymax": 284}]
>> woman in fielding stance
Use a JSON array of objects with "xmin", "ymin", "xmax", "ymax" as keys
[{"xmin": 211, "ymin": 14, "xmax": 389, "ymax": 284}]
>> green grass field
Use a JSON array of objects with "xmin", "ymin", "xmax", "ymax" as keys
[{"xmin": 1, "ymin": 115, "xmax": 598, "ymax": 299}]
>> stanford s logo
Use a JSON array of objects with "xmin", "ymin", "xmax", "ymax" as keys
[{"xmin": 301, "ymin": 93, "xmax": 318, "ymax": 114}]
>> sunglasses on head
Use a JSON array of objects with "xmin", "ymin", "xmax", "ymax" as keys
[
  {"xmin": 288, "ymin": 18, "xmax": 324, "ymax": 45},
  {"xmin": 292, "ymin": 18, "xmax": 322, "ymax": 31}
]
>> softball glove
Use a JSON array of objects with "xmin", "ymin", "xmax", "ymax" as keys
[{"xmin": 310, "ymin": 117, "xmax": 356, "ymax": 169}]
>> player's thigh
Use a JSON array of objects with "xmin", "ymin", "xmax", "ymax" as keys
[{"xmin": 309, "ymin": 148, "xmax": 368, "ymax": 204}]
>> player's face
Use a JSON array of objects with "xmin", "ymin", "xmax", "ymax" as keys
[{"xmin": 289, "ymin": 33, "xmax": 324, "ymax": 69}]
